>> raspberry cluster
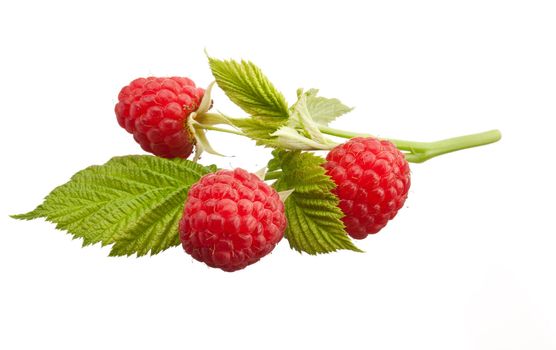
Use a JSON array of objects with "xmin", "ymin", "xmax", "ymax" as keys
[
  {"xmin": 324, "ymin": 137, "xmax": 411, "ymax": 239},
  {"xmin": 115, "ymin": 77, "xmax": 204, "ymax": 158},
  {"xmin": 12, "ymin": 55, "xmax": 501, "ymax": 273},
  {"xmin": 179, "ymin": 169, "xmax": 287, "ymax": 272}
]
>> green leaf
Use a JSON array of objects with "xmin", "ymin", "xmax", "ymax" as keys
[
  {"xmin": 208, "ymin": 56, "xmax": 289, "ymax": 119},
  {"xmin": 274, "ymin": 90, "xmax": 337, "ymax": 150},
  {"xmin": 268, "ymin": 150, "xmax": 362, "ymax": 254},
  {"xmin": 229, "ymin": 92, "xmax": 340, "ymax": 150},
  {"xmin": 288, "ymin": 91, "xmax": 328, "ymax": 143},
  {"xmin": 300, "ymin": 88, "xmax": 353, "ymax": 126},
  {"xmin": 12, "ymin": 156, "xmax": 216, "ymax": 256},
  {"xmin": 230, "ymin": 116, "xmax": 287, "ymax": 148},
  {"xmin": 271, "ymin": 126, "xmax": 336, "ymax": 150}
]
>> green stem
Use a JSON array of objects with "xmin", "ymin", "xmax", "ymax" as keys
[
  {"xmin": 319, "ymin": 125, "xmax": 429, "ymax": 152},
  {"xmin": 264, "ymin": 170, "xmax": 282, "ymax": 180},
  {"xmin": 319, "ymin": 125, "xmax": 501, "ymax": 163},
  {"xmin": 194, "ymin": 114, "xmax": 501, "ymax": 164},
  {"xmin": 196, "ymin": 123, "xmax": 246, "ymax": 137},
  {"xmin": 410, "ymin": 129, "xmax": 502, "ymax": 163}
]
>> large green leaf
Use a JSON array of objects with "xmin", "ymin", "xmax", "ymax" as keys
[{"xmin": 12, "ymin": 156, "xmax": 216, "ymax": 256}]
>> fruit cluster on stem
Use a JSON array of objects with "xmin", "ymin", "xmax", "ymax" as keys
[{"xmin": 11, "ymin": 53, "xmax": 503, "ymax": 272}]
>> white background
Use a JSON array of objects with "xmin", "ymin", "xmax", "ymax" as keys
[{"xmin": 1, "ymin": 1, "xmax": 555, "ymax": 349}]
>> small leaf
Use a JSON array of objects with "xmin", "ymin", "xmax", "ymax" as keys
[
  {"xmin": 190, "ymin": 121, "xmax": 226, "ymax": 161},
  {"xmin": 283, "ymin": 91, "xmax": 338, "ymax": 149},
  {"xmin": 271, "ymin": 126, "xmax": 336, "ymax": 150},
  {"xmin": 194, "ymin": 111, "xmax": 234, "ymax": 126},
  {"xmin": 288, "ymin": 91, "xmax": 329, "ymax": 144},
  {"xmin": 277, "ymin": 189, "xmax": 295, "ymax": 202},
  {"xmin": 208, "ymin": 56, "xmax": 289, "ymax": 119},
  {"xmin": 229, "ymin": 117, "xmax": 287, "ymax": 148},
  {"xmin": 12, "ymin": 156, "xmax": 216, "ymax": 256},
  {"xmin": 302, "ymin": 88, "xmax": 353, "ymax": 126},
  {"xmin": 268, "ymin": 150, "xmax": 362, "ymax": 254},
  {"xmin": 195, "ymin": 81, "xmax": 216, "ymax": 115},
  {"xmin": 228, "ymin": 96, "xmax": 339, "ymax": 151}
]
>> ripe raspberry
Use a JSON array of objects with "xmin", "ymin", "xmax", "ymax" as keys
[
  {"xmin": 115, "ymin": 77, "xmax": 204, "ymax": 158},
  {"xmin": 179, "ymin": 168, "xmax": 287, "ymax": 272},
  {"xmin": 323, "ymin": 137, "xmax": 410, "ymax": 239}
]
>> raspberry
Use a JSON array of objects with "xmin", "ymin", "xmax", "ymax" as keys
[
  {"xmin": 179, "ymin": 168, "xmax": 287, "ymax": 272},
  {"xmin": 115, "ymin": 77, "xmax": 204, "ymax": 158},
  {"xmin": 323, "ymin": 137, "xmax": 411, "ymax": 239}
]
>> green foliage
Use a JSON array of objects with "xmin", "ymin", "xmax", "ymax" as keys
[
  {"xmin": 207, "ymin": 57, "xmax": 352, "ymax": 152},
  {"xmin": 12, "ymin": 156, "xmax": 216, "ymax": 256},
  {"xmin": 229, "ymin": 117, "xmax": 287, "ymax": 147},
  {"xmin": 13, "ymin": 54, "xmax": 363, "ymax": 260},
  {"xmin": 300, "ymin": 88, "xmax": 353, "ymax": 126},
  {"xmin": 208, "ymin": 57, "xmax": 290, "ymax": 119},
  {"xmin": 268, "ymin": 150, "xmax": 362, "ymax": 254}
]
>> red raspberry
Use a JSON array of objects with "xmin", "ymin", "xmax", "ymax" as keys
[
  {"xmin": 179, "ymin": 168, "xmax": 287, "ymax": 272},
  {"xmin": 323, "ymin": 137, "xmax": 411, "ymax": 239},
  {"xmin": 115, "ymin": 77, "xmax": 204, "ymax": 158}
]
